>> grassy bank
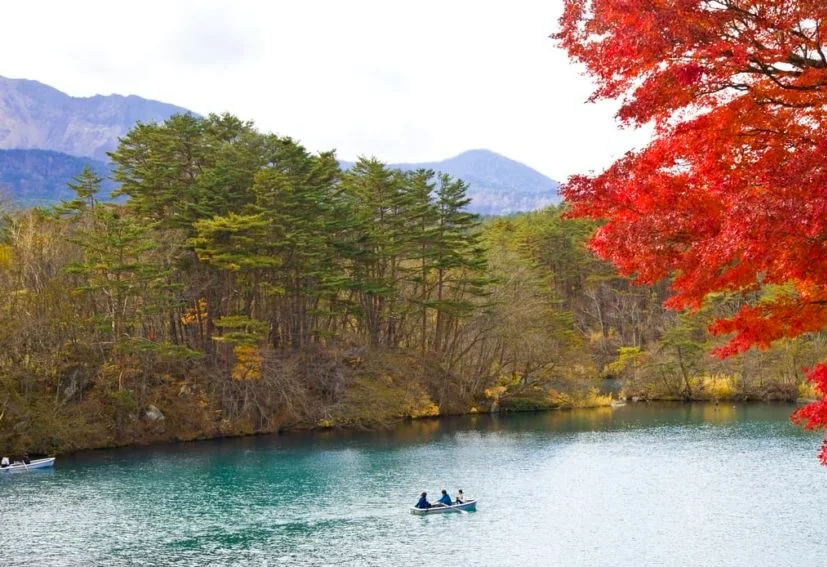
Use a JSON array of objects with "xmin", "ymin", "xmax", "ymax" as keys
[
  {"xmin": 4, "ymin": 340, "xmax": 819, "ymax": 457},
  {"xmin": 1, "ymin": 347, "xmax": 620, "ymax": 456}
]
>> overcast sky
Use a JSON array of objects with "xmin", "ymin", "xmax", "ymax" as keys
[{"xmin": 2, "ymin": 0, "xmax": 649, "ymax": 181}]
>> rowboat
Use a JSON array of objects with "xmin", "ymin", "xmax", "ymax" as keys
[
  {"xmin": 0, "ymin": 458, "xmax": 55, "ymax": 473},
  {"xmin": 410, "ymin": 499, "xmax": 477, "ymax": 515}
]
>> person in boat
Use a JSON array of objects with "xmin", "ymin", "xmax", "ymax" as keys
[
  {"xmin": 437, "ymin": 489, "xmax": 453, "ymax": 506},
  {"xmin": 0, "ymin": 456, "xmax": 8, "ymax": 468},
  {"xmin": 415, "ymin": 492, "xmax": 432, "ymax": 509},
  {"xmin": 22, "ymin": 452, "xmax": 30, "ymax": 465},
  {"xmin": 454, "ymin": 489, "xmax": 465, "ymax": 504}
]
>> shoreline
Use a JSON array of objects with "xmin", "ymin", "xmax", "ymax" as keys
[{"xmin": 42, "ymin": 398, "xmax": 804, "ymax": 459}]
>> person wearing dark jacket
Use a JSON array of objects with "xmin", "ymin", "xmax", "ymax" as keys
[
  {"xmin": 415, "ymin": 492, "xmax": 431, "ymax": 509},
  {"xmin": 437, "ymin": 489, "xmax": 452, "ymax": 506}
]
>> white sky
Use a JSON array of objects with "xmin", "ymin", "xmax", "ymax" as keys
[{"xmin": 1, "ymin": 0, "xmax": 649, "ymax": 181}]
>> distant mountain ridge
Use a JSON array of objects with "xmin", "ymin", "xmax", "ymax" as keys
[
  {"xmin": 342, "ymin": 149, "xmax": 561, "ymax": 215},
  {"xmin": 0, "ymin": 76, "xmax": 190, "ymax": 159},
  {"xmin": 0, "ymin": 149, "xmax": 113, "ymax": 205},
  {"xmin": 0, "ymin": 76, "xmax": 560, "ymax": 214}
]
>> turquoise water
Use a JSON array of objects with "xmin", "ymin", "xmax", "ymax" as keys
[{"xmin": 3, "ymin": 403, "xmax": 826, "ymax": 566}]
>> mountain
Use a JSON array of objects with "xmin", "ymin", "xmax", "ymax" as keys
[
  {"xmin": 342, "ymin": 149, "xmax": 561, "ymax": 215},
  {"xmin": 0, "ymin": 149, "xmax": 114, "ymax": 206},
  {"xmin": 0, "ymin": 76, "xmax": 191, "ymax": 160},
  {"xmin": 0, "ymin": 77, "xmax": 559, "ymax": 215}
]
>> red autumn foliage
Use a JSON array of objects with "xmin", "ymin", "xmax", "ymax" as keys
[
  {"xmin": 555, "ymin": 0, "xmax": 827, "ymax": 462},
  {"xmin": 791, "ymin": 363, "xmax": 827, "ymax": 462}
]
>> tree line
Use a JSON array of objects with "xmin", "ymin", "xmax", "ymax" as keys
[{"xmin": 0, "ymin": 113, "xmax": 824, "ymax": 454}]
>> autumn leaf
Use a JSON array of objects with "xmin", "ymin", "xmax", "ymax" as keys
[{"xmin": 556, "ymin": 0, "xmax": 827, "ymax": 463}]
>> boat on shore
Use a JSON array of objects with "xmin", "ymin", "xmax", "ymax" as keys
[
  {"xmin": 410, "ymin": 499, "xmax": 477, "ymax": 515},
  {"xmin": 0, "ymin": 458, "xmax": 55, "ymax": 473}
]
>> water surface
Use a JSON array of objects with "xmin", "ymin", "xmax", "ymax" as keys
[{"xmin": 3, "ymin": 403, "xmax": 826, "ymax": 566}]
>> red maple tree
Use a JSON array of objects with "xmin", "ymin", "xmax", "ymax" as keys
[{"xmin": 555, "ymin": 0, "xmax": 827, "ymax": 461}]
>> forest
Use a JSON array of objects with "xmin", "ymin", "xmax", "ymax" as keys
[{"xmin": 1, "ymin": 113, "xmax": 824, "ymax": 454}]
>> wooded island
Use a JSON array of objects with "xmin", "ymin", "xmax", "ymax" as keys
[{"xmin": 1, "ymin": 114, "xmax": 823, "ymax": 454}]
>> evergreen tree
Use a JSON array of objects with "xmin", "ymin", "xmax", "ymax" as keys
[
  {"xmin": 251, "ymin": 141, "xmax": 343, "ymax": 349},
  {"xmin": 341, "ymin": 158, "xmax": 411, "ymax": 347},
  {"xmin": 65, "ymin": 205, "xmax": 163, "ymax": 389},
  {"xmin": 430, "ymin": 173, "xmax": 488, "ymax": 353},
  {"xmin": 401, "ymin": 169, "xmax": 439, "ymax": 353},
  {"xmin": 57, "ymin": 166, "xmax": 104, "ymax": 215},
  {"xmin": 110, "ymin": 113, "xmax": 264, "ymax": 231}
]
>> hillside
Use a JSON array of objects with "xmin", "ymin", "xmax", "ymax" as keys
[
  {"xmin": 343, "ymin": 149, "xmax": 561, "ymax": 215},
  {"xmin": 0, "ymin": 149, "xmax": 114, "ymax": 205},
  {"xmin": 0, "ymin": 76, "xmax": 191, "ymax": 159}
]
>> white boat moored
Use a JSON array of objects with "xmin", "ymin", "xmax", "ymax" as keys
[{"xmin": 0, "ymin": 457, "xmax": 55, "ymax": 473}]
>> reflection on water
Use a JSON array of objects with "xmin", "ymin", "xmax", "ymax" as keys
[{"xmin": 2, "ymin": 403, "xmax": 825, "ymax": 567}]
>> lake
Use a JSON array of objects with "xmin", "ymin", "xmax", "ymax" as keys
[{"xmin": 2, "ymin": 403, "xmax": 826, "ymax": 566}]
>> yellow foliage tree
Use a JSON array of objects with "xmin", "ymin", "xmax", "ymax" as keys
[{"xmin": 231, "ymin": 345, "xmax": 263, "ymax": 381}]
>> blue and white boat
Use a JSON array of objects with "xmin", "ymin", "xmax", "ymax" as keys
[
  {"xmin": 0, "ymin": 458, "xmax": 55, "ymax": 473},
  {"xmin": 410, "ymin": 499, "xmax": 477, "ymax": 515}
]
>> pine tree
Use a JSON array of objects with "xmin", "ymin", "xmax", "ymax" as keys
[
  {"xmin": 250, "ymin": 140, "xmax": 343, "ymax": 349},
  {"xmin": 430, "ymin": 174, "xmax": 488, "ymax": 353},
  {"xmin": 401, "ymin": 169, "xmax": 439, "ymax": 353},
  {"xmin": 65, "ymin": 205, "xmax": 164, "ymax": 389},
  {"xmin": 110, "ymin": 113, "xmax": 264, "ymax": 231},
  {"xmin": 341, "ymin": 158, "xmax": 411, "ymax": 347},
  {"xmin": 57, "ymin": 166, "xmax": 104, "ymax": 215}
]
